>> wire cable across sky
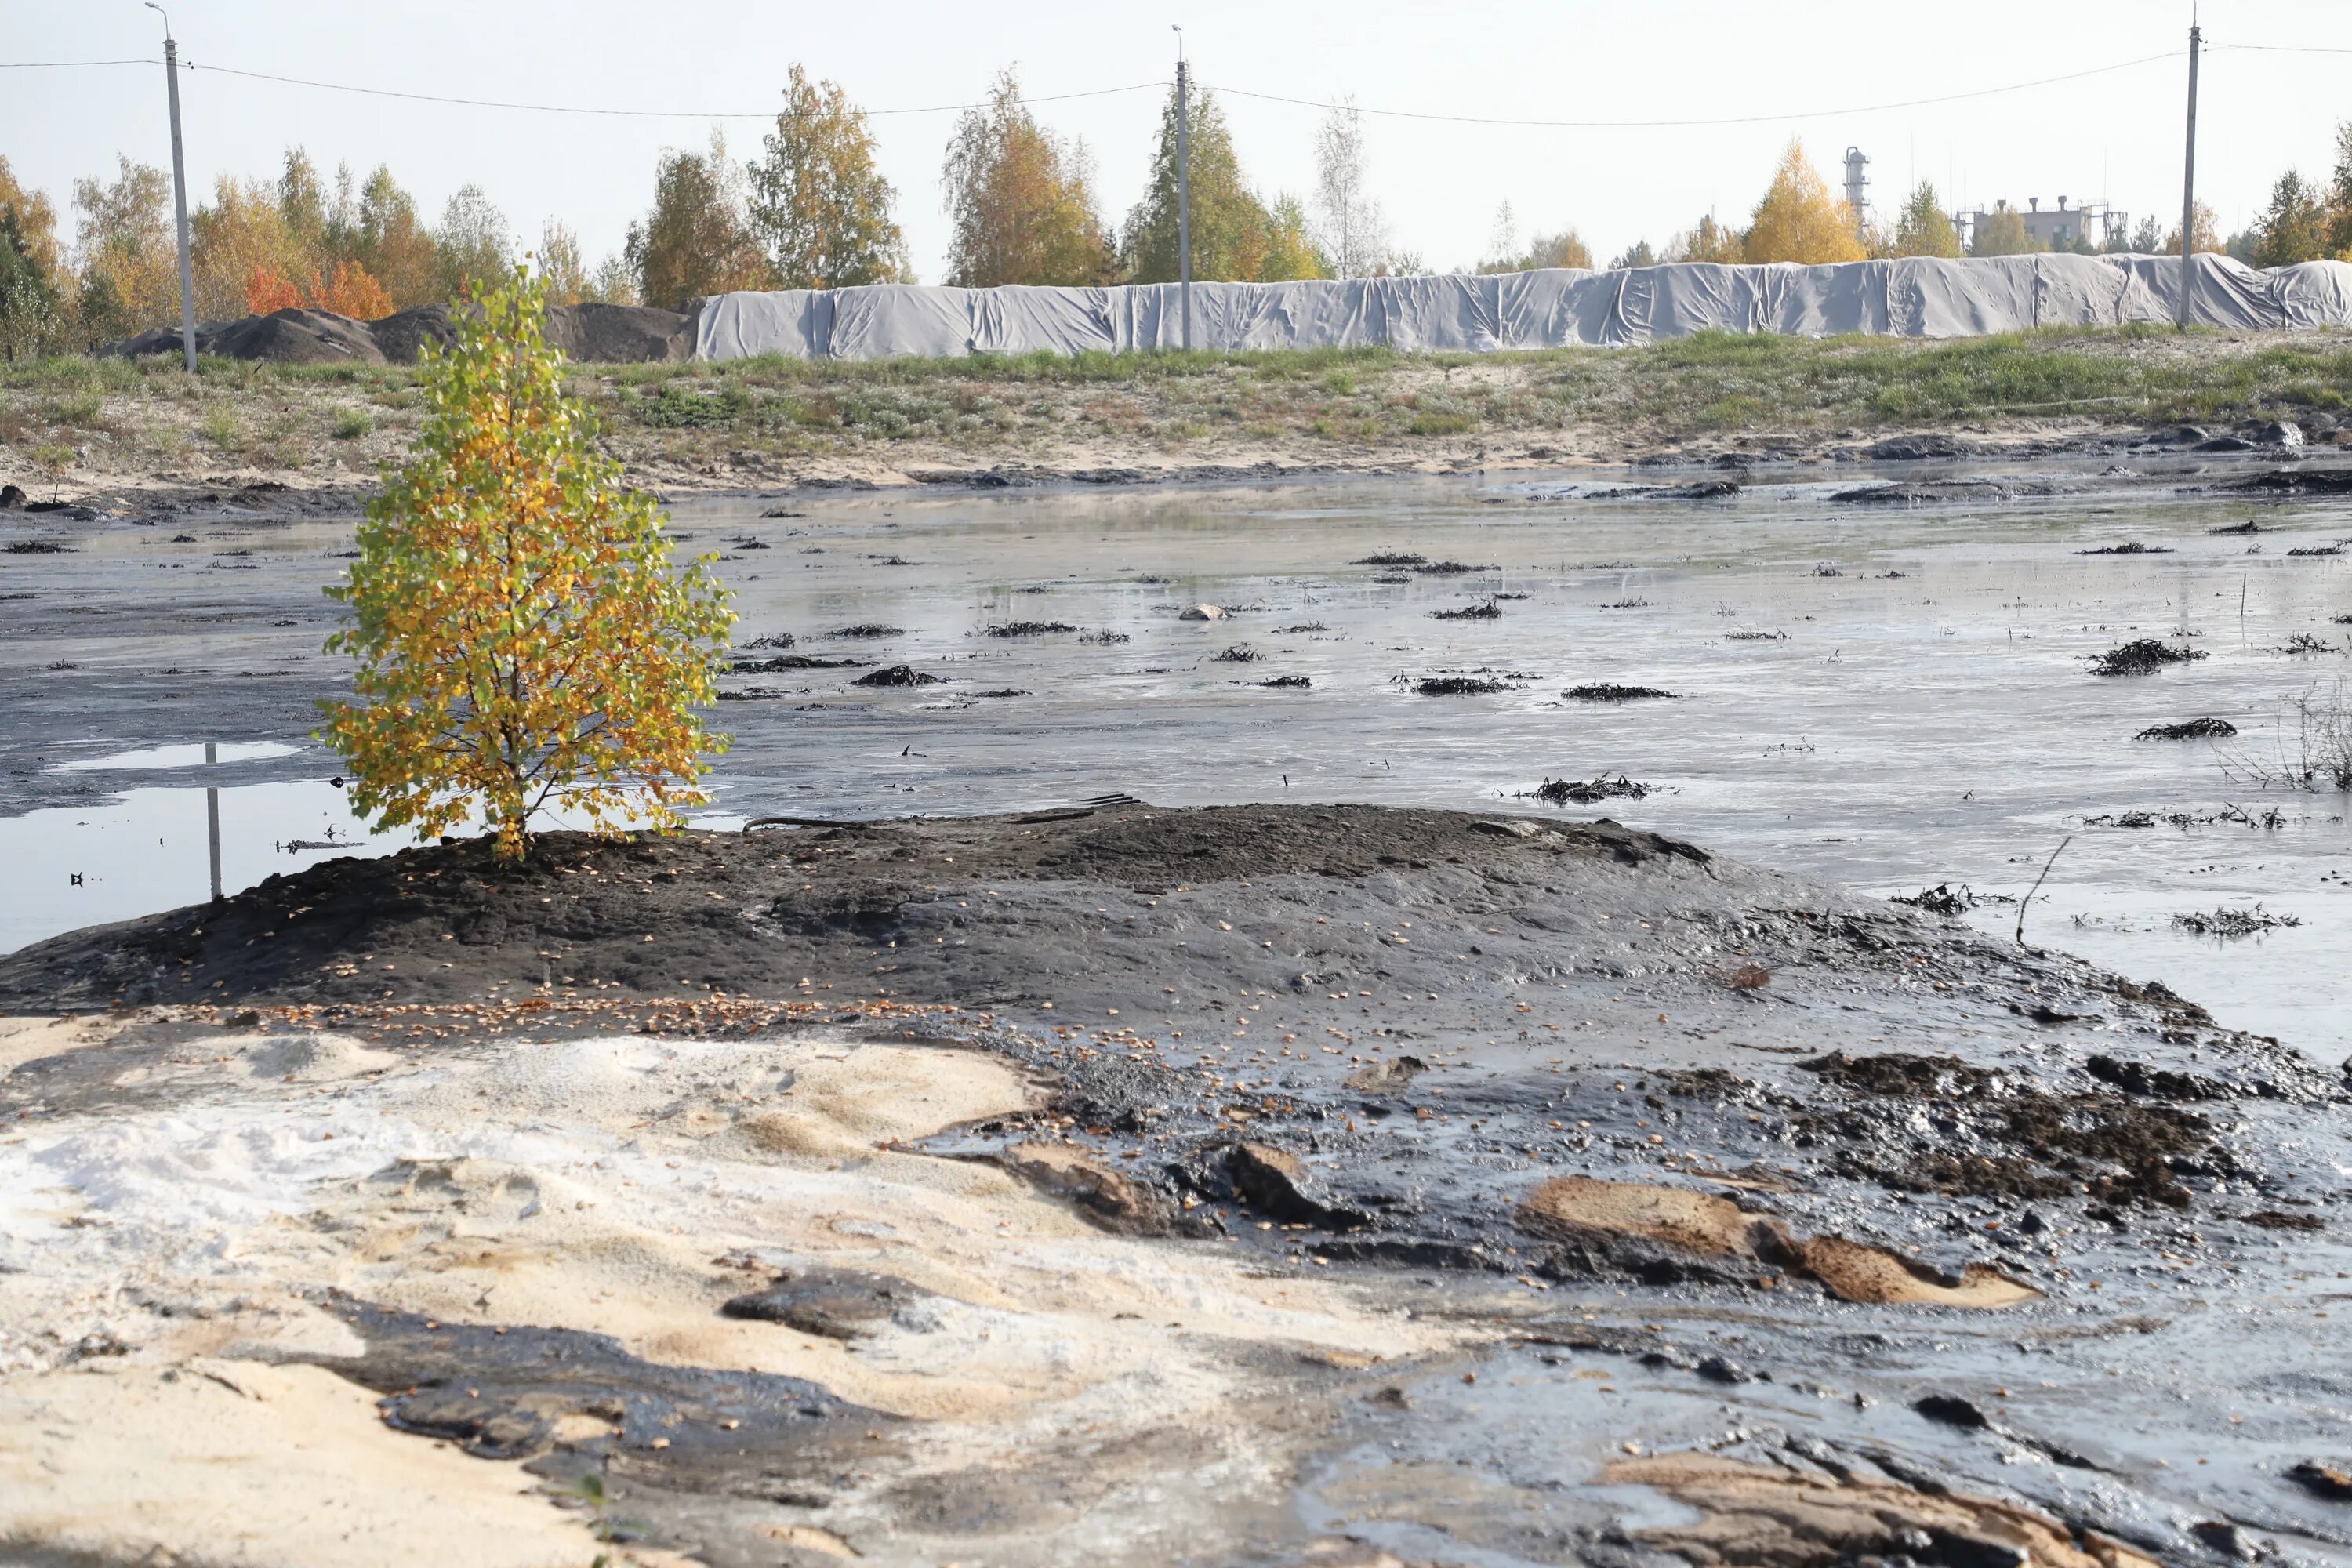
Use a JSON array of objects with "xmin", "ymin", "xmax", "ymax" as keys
[{"xmin": 0, "ymin": 37, "xmax": 2342, "ymax": 129}]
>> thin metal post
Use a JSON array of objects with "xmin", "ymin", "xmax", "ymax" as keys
[
  {"xmin": 1175, "ymin": 49, "xmax": 1192, "ymax": 352},
  {"xmin": 2177, "ymin": 22, "xmax": 2201, "ymax": 327},
  {"xmin": 152, "ymin": 6, "xmax": 197, "ymax": 371},
  {"xmin": 205, "ymin": 741, "xmax": 223, "ymax": 902}
]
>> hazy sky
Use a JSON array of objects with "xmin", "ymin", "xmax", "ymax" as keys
[{"xmin": 5, "ymin": 1, "xmax": 2350, "ymax": 280}]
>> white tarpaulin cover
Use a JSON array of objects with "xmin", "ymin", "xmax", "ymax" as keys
[{"xmin": 695, "ymin": 254, "xmax": 2352, "ymax": 362}]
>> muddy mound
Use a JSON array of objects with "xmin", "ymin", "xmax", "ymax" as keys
[
  {"xmin": 103, "ymin": 307, "xmax": 387, "ymax": 365},
  {"xmin": 542, "ymin": 302, "xmax": 695, "ymax": 364},
  {"xmin": 365, "ymin": 304, "xmax": 459, "ymax": 364},
  {"xmin": 103, "ymin": 302, "xmax": 695, "ymax": 365},
  {"xmin": 0, "ymin": 805, "xmax": 1719, "ymax": 1012}
]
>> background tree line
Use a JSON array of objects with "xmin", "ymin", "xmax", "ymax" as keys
[
  {"xmin": 12, "ymin": 72, "xmax": 2352, "ymax": 360},
  {"xmin": 0, "ymin": 64, "xmax": 1410, "ymax": 355}
]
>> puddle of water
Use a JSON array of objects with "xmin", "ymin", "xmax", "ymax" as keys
[
  {"xmin": 0, "ymin": 780, "xmax": 394, "ymax": 954},
  {"xmin": 49, "ymin": 740, "xmax": 301, "ymax": 773},
  {"xmin": 0, "ymin": 771, "xmax": 755, "ymax": 956}
]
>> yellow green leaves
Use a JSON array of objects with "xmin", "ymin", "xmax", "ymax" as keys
[{"xmin": 319, "ymin": 262, "xmax": 732, "ymax": 861}]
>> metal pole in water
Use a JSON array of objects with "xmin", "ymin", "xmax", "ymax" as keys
[
  {"xmin": 205, "ymin": 741, "xmax": 223, "ymax": 903},
  {"xmin": 2176, "ymin": 20, "xmax": 2201, "ymax": 328},
  {"xmin": 1174, "ymin": 28, "xmax": 1192, "ymax": 353},
  {"xmin": 148, "ymin": 5, "xmax": 198, "ymax": 372}
]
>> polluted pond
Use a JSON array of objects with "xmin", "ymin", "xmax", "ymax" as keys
[{"xmin": 6, "ymin": 460, "xmax": 2352, "ymax": 1564}]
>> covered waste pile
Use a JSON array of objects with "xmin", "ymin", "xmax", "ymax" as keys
[{"xmin": 696, "ymin": 252, "xmax": 2352, "ymax": 361}]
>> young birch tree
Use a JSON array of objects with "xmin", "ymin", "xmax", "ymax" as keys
[
  {"xmin": 320, "ymin": 264, "xmax": 732, "ymax": 861},
  {"xmin": 1312, "ymin": 96, "xmax": 1388, "ymax": 279}
]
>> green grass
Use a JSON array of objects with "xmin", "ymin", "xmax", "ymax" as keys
[
  {"xmin": 5, "ymin": 325, "xmax": 2348, "ymax": 474},
  {"xmin": 198, "ymin": 401, "xmax": 248, "ymax": 453}
]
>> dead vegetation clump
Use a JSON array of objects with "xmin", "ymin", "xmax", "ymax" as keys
[
  {"xmin": 2172, "ymin": 905, "xmax": 2303, "ymax": 938},
  {"xmin": 1415, "ymin": 676, "xmax": 1508, "ymax": 695},
  {"xmin": 2220, "ymin": 678, "xmax": 2352, "ymax": 789},
  {"xmin": 1429, "ymin": 601, "xmax": 1503, "ymax": 621},
  {"xmin": 2135, "ymin": 717, "xmax": 2237, "ymax": 740},
  {"xmin": 1890, "ymin": 882, "xmax": 1981, "ymax": 916},
  {"xmin": 1527, "ymin": 774, "xmax": 1655, "ymax": 804},
  {"xmin": 1351, "ymin": 552, "xmax": 1425, "ymax": 567},
  {"xmin": 2076, "ymin": 541, "xmax": 2174, "ymax": 555},
  {"xmin": 1413, "ymin": 560, "xmax": 1490, "ymax": 575},
  {"xmin": 985, "ymin": 621, "xmax": 1080, "ymax": 637},
  {"xmin": 2090, "ymin": 639, "xmax": 2205, "ymax": 677},
  {"xmin": 854, "ymin": 664, "xmax": 944, "ymax": 688},
  {"xmin": 1563, "ymin": 683, "xmax": 1679, "ymax": 702}
]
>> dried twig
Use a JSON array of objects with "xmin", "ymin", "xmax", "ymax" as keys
[{"xmin": 2016, "ymin": 835, "xmax": 2073, "ymax": 947}]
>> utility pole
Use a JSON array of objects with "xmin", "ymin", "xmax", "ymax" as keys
[
  {"xmin": 1174, "ymin": 26, "xmax": 1192, "ymax": 352},
  {"xmin": 2177, "ymin": 18, "xmax": 2201, "ymax": 328},
  {"xmin": 204, "ymin": 741, "xmax": 223, "ymax": 903},
  {"xmin": 148, "ymin": 3, "xmax": 198, "ymax": 372}
]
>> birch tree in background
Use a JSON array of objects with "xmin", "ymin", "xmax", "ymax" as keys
[
  {"xmin": 434, "ymin": 184, "xmax": 514, "ymax": 300},
  {"xmin": 750, "ymin": 65, "xmax": 909, "ymax": 290},
  {"xmin": 1312, "ymin": 96, "xmax": 1388, "ymax": 279},
  {"xmin": 943, "ymin": 69, "xmax": 1116, "ymax": 288},
  {"xmin": 625, "ymin": 132, "xmax": 774, "ymax": 310}
]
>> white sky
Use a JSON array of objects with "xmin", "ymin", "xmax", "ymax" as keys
[{"xmin": 5, "ymin": 0, "xmax": 2350, "ymax": 281}]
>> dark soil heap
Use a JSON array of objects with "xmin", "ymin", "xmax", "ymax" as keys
[{"xmin": 103, "ymin": 302, "xmax": 696, "ymax": 366}]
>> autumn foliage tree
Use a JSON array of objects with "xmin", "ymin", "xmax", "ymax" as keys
[
  {"xmin": 626, "ymin": 134, "xmax": 774, "ymax": 310},
  {"xmin": 942, "ymin": 68, "xmax": 1116, "ymax": 287},
  {"xmin": 319, "ymin": 264, "xmax": 733, "ymax": 861},
  {"xmin": 1123, "ymin": 81, "xmax": 1323, "ymax": 283},
  {"xmin": 1663, "ymin": 215, "xmax": 1744, "ymax": 263},
  {"xmin": 1890, "ymin": 182, "xmax": 1962, "ymax": 258},
  {"xmin": 1742, "ymin": 141, "xmax": 1865, "ymax": 264},
  {"xmin": 750, "ymin": 64, "xmax": 909, "ymax": 289}
]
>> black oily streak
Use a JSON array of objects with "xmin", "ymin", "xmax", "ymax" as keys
[
  {"xmin": 310, "ymin": 1298, "xmax": 889, "ymax": 1476},
  {"xmin": 307, "ymin": 1298, "xmax": 895, "ymax": 1560}
]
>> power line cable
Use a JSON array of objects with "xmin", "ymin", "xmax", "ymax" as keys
[
  {"xmin": 0, "ymin": 55, "xmax": 1164, "ymax": 114},
  {"xmin": 2210, "ymin": 42, "xmax": 2352, "ymax": 55},
  {"xmin": 1200, "ymin": 50, "xmax": 2183, "ymax": 129},
  {"xmin": 6, "ymin": 38, "xmax": 2344, "ymax": 127},
  {"xmin": 176, "ymin": 62, "xmax": 1167, "ymax": 118}
]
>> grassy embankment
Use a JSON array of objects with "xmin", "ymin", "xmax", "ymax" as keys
[{"xmin": 3, "ymin": 324, "xmax": 2349, "ymax": 492}]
